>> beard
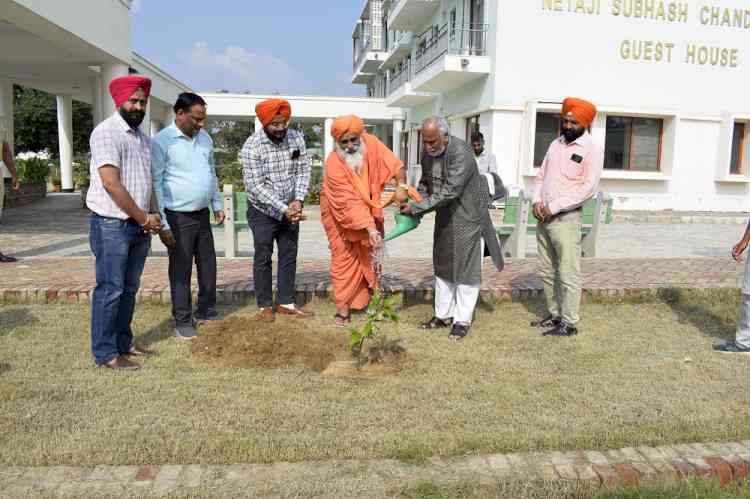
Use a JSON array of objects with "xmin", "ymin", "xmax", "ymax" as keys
[
  {"xmin": 427, "ymin": 145, "xmax": 446, "ymax": 158},
  {"xmin": 562, "ymin": 127, "xmax": 584, "ymax": 143},
  {"xmin": 119, "ymin": 107, "xmax": 145, "ymax": 129},
  {"xmin": 335, "ymin": 142, "xmax": 365, "ymax": 174}
]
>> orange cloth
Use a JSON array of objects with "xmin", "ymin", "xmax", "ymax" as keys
[
  {"xmin": 255, "ymin": 99, "xmax": 291, "ymax": 127},
  {"xmin": 330, "ymin": 115, "xmax": 365, "ymax": 140},
  {"xmin": 108, "ymin": 76, "xmax": 152, "ymax": 108},
  {"xmin": 320, "ymin": 133, "xmax": 403, "ymax": 310},
  {"xmin": 562, "ymin": 97, "xmax": 597, "ymax": 128}
]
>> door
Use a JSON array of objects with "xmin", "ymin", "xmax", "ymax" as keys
[{"xmin": 469, "ymin": 0, "xmax": 485, "ymax": 55}]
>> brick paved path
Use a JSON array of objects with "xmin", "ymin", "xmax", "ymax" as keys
[
  {"xmin": 0, "ymin": 256, "xmax": 743, "ymax": 305},
  {"xmin": 3, "ymin": 441, "xmax": 750, "ymax": 497}
]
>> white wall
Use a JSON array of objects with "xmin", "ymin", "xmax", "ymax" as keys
[{"xmin": 495, "ymin": 1, "xmax": 750, "ymax": 115}]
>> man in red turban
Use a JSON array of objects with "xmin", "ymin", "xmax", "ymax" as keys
[
  {"xmin": 321, "ymin": 115, "xmax": 408, "ymax": 326},
  {"xmin": 241, "ymin": 98, "xmax": 312, "ymax": 321},
  {"xmin": 530, "ymin": 97, "xmax": 603, "ymax": 337},
  {"xmin": 86, "ymin": 74, "xmax": 161, "ymax": 370}
]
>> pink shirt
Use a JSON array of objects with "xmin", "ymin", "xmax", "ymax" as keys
[{"xmin": 533, "ymin": 132, "xmax": 603, "ymax": 215}]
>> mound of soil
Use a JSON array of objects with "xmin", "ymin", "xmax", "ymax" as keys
[{"xmin": 191, "ymin": 317, "xmax": 346, "ymax": 372}]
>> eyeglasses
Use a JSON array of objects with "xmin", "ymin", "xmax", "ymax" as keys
[{"xmin": 338, "ymin": 137, "xmax": 360, "ymax": 146}]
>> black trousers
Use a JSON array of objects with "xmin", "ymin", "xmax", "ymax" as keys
[
  {"xmin": 165, "ymin": 208, "xmax": 217, "ymax": 325},
  {"xmin": 247, "ymin": 205, "xmax": 299, "ymax": 308}
]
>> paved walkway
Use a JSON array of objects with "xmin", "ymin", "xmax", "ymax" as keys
[
  {"xmin": 1, "ymin": 194, "xmax": 748, "ymax": 259},
  {"xmin": 0, "ymin": 256, "xmax": 743, "ymax": 304},
  {"xmin": 2, "ymin": 441, "xmax": 750, "ymax": 497}
]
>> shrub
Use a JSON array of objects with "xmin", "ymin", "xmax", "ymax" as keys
[
  {"xmin": 216, "ymin": 162, "xmax": 244, "ymax": 192},
  {"xmin": 16, "ymin": 157, "xmax": 50, "ymax": 184}
]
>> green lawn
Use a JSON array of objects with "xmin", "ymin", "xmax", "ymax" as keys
[{"xmin": 1, "ymin": 290, "xmax": 749, "ymax": 468}]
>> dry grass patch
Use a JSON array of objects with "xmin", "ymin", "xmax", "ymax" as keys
[{"xmin": 1, "ymin": 290, "xmax": 750, "ymax": 467}]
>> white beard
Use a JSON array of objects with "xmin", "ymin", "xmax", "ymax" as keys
[{"xmin": 335, "ymin": 141, "xmax": 366, "ymax": 174}]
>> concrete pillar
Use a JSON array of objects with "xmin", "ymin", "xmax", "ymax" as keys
[
  {"xmin": 150, "ymin": 119, "xmax": 162, "ymax": 138},
  {"xmin": 0, "ymin": 80, "xmax": 14, "ymax": 178},
  {"xmin": 91, "ymin": 77, "xmax": 103, "ymax": 125},
  {"xmin": 393, "ymin": 119, "xmax": 404, "ymax": 161},
  {"xmin": 100, "ymin": 62, "xmax": 129, "ymax": 118},
  {"xmin": 141, "ymin": 101, "xmax": 151, "ymax": 137},
  {"xmin": 165, "ymin": 108, "xmax": 176, "ymax": 127},
  {"xmin": 56, "ymin": 95, "xmax": 74, "ymax": 192},
  {"xmin": 323, "ymin": 118, "xmax": 334, "ymax": 166}
]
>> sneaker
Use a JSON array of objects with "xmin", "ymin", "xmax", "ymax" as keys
[
  {"xmin": 530, "ymin": 315, "xmax": 561, "ymax": 328},
  {"xmin": 195, "ymin": 310, "xmax": 220, "ymax": 322},
  {"xmin": 542, "ymin": 323, "xmax": 578, "ymax": 337},
  {"xmin": 713, "ymin": 342, "xmax": 750, "ymax": 354},
  {"xmin": 175, "ymin": 324, "xmax": 199, "ymax": 340}
]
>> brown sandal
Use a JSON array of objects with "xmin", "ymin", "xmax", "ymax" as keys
[{"xmin": 334, "ymin": 313, "xmax": 351, "ymax": 327}]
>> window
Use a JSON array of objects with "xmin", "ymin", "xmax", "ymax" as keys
[
  {"xmin": 534, "ymin": 113, "xmax": 561, "ymax": 166},
  {"xmin": 466, "ymin": 115, "xmax": 480, "ymax": 143},
  {"xmin": 604, "ymin": 116, "xmax": 663, "ymax": 171},
  {"xmin": 731, "ymin": 122, "xmax": 746, "ymax": 175}
]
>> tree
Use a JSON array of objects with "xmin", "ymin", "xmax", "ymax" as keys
[{"xmin": 13, "ymin": 85, "xmax": 93, "ymax": 158}]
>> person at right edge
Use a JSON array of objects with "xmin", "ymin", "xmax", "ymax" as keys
[{"xmin": 531, "ymin": 98, "xmax": 603, "ymax": 337}]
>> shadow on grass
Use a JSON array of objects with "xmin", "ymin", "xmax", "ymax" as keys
[
  {"xmin": 0, "ymin": 307, "xmax": 38, "ymax": 337},
  {"xmin": 655, "ymin": 288, "xmax": 739, "ymax": 343}
]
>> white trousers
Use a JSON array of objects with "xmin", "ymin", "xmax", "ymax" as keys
[{"xmin": 435, "ymin": 277, "xmax": 480, "ymax": 325}]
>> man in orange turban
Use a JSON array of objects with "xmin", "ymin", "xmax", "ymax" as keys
[
  {"xmin": 531, "ymin": 97, "xmax": 603, "ymax": 337},
  {"xmin": 321, "ymin": 115, "xmax": 408, "ymax": 325},
  {"xmin": 241, "ymin": 98, "xmax": 312, "ymax": 321}
]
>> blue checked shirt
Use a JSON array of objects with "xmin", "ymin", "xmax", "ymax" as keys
[{"xmin": 241, "ymin": 128, "xmax": 310, "ymax": 221}]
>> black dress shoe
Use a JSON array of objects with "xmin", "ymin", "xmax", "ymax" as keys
[
  {"xmin": 542, "ymin": 323, "xmax": 578, "ymax": 337},
  {"xmin": 420, "ymin": 316, "xmax": 453, "ymax": 330},
  {"xmin": 449, "ymin": 323, "xmax": 470, "ymax": 340},
  {"xmin": 531, "ymin": 315, "xmax": 561, "ymax": 328},
  {"xmin": 0, "ymin": 253, "xmax": 17, "ymax": 263}
]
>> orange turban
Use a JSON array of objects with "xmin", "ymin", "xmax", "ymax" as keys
[
  {"xmin": 562, "ymin": 98, "xmax": 597, "ymax": 128},
  {"xmin": 330, "ymin": 115, "xmax": 365, "ymax": 140},
  {"xmin": 108, "ymin": 76, "xmax": 152, "ymax": 109},
  {"xmin": 255, "ymin": 99, "xmax": 291, "ymax": 127}
]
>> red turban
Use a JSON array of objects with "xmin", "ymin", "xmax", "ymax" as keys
[
  {"xmin": 330, "ymin": 115, "xmax": 365, "ymax": 140},
  {"xmin": 108, "ymin": 76, "xmax": 152, "ymax": 109},
  {"xmin": 562, "ymin": 98, "xmax": 597, "ymax": 128},
  {"xmin": 255, "ymin": 99, "xmax": 291, "ymax": 127}
]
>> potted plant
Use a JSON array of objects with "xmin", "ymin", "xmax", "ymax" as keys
[
  {"xmin": 50, "ymin": 173, "xmax": 62, "ymax": 192},
  {"xmin": 73, "ymin": 161, "xmax": 90, "ymax": 206}
]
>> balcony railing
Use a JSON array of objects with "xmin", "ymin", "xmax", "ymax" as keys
[
  {"xmin": 388, "ymin": 60, "xmax": 412, "ymax": 95},
  {"xmin": 414, "ymin": 23, "xmax": 488, "ymax": 75},
  {"xmin": 353, "ymin": 36, "xmax": 388, "ymax": 71}
]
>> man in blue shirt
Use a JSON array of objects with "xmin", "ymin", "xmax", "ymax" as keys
[{"xmin": 152, "ymin": 93, "xmax": 224, "ymax": 339}]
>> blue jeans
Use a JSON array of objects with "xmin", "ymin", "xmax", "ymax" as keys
[{"xmin": 89, "ymin": 214, "xmax": 150, "ymax": 365}]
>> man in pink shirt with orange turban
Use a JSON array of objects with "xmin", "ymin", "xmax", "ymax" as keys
[{"xmin": 531, "ymin": 98, "xmax": 603, "ymax": 337}]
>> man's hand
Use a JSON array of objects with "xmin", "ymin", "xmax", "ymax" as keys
[
  {"xmin": 286, "ymin": 200, "xmax": 303, "ymax": 222},
  {"xmin": 732, "ymin": 240, "xmax": 749, "ymax": 263},
  {"xmin": 394, "ymin": 186, "xmax": 409, "ymax": 205},
  {"xmin": 159, "ymin": 229, "xmax": 176, "ymax": 248},
  {"xmin": 214, "ymin": 210, "xmax": 226, "ymax": 225},
  {"xmin": 142, "ymin": 212, "xmax": 163, "ymax": 234},
  {"xmin": 533, "ymin": 202, "xmax": 551, "ymax": 222},
  {"xmin": 399, "ymin": 204, "xmax": 413, "ymax": 215},
  {"xmin": 10, "ymin": 175, "xmax": 20, "ymax": 191},
  {"xmin": 367, "ymin": 228, "xmax": 383, "ymax": 249}
]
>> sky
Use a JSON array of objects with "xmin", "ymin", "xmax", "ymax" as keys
[{"xmin": 131, "ymin": 0, "xmax": 366, "ymax": 97}]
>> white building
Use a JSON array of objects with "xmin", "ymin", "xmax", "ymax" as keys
[
  {"xmin": 353, "ymin": 0, "xmax": 750, "ymax": 212},
  {"xmin": 0, "ymin": 0, "xmax": 190, "ymax": 191}
]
